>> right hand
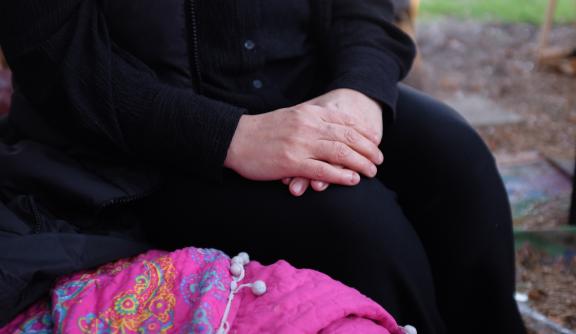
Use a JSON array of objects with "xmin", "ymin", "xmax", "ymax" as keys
[{"xmin": 224, "ymin": 104, "xmax": 384, "ymax": 186}]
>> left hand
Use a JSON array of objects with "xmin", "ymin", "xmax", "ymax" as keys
[{"xmin": 284, "ymin": 88, "xmax": 384, "ymax": 196}]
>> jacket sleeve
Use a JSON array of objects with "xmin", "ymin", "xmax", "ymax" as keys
[
  {"xmin": 0, "ymin": 0, "xmax": 246, "ymax": 179},
  {"xmin": 323, "ymin": 0, "xmax": 416, "ymax": 119}
]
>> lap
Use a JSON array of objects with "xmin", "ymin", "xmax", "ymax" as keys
[
  {"xmin": 138, "ymin": 175, "xmax": 424, "ymax": 270},
  {"xmin": 386, "ymin": 84, "xmax": 494, "ymax": 170},
  {"xmin": 142, "ymin": 176, "xmax": 407, "ymax": 244},
  {"xmin": 379, "ymin": 85, "xmax": 499, "ymax": 209},
  {"xmin": 138, "ymin": 174, "xmax": 441, "ymax": 322}
]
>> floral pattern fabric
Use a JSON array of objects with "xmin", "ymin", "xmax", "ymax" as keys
[
  {"xmin": 2, "ymin": 248, "xmax": 233, "ymax": 334},
  {"xmin": 1, "ymin": 247, "xmax": 406, "ymax": 334}
]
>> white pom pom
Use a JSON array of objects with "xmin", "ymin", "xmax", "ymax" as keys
[
  {"xmin": 251, "ymin": 280, "xmax": 267, "ymax": 296},
  {"xmin": 403, "ymin": 325, "xmax": 417, "ymax": 334},
  {"xmin": 237, "ymin": 252, "xmax": 250, "ymax": 265},
  {"xmin": 231, "ymin": 256, "xmax": 243, "ymax": 265},
  {"xmin": 230, "ymin": 262, "xmax": 244, "ymax": 277}
]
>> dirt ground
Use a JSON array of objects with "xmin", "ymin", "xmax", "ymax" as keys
[
  {"xmin": 411, "ymin": 19, "xmax": 576, "ymax": 163},
  {"xmin": 517, "ymin": 243, "xmax": 576, "ymax": 332},
  {"xmin": 411, "ymin": 20, "xmax": 576, "ymax": 230},
  {"xmin": 410, "ymin": 19, "xmax": 576, "ymax": 332},
  {"xmin": 516, "ymin": 241, "xmax": 576, "ymax": 333}
]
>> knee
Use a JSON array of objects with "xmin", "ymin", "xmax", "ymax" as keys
[
  {"xmin": 304, "ymin": 180, "xmax": 436, "ymax": 304},
  {"xmin": 432, "ymin": 112, "xmax": 495, "ymax": 174},
  {"xmin": 312, "ymin": 179, "xmax": 398, "ymax": 224},
  {"xmin": 395, "ymin": 86, "xmax": 496, "ymax": 175},
  {"xmin": 306, "ymin": 181, "xmax": 408, "ymax": 234},
  {"xmin": 309, "ymin": 179, "xmax": 418, "ymax": 253}
]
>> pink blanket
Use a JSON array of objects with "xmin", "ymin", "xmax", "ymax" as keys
[{"xmin": 1, "ymin": 247, "xmax": 415, "ymax": 334}]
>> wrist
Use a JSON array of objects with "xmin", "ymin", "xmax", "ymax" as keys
[
  {"xmin": 224, "ymin": 114, "xmax": 257, "ymax": 170},
  {"xmin": 333, "ymin": 88, "xmax": 381, "ymax": 108}
]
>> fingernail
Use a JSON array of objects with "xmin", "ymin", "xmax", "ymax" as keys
[
  {"xmin": 317, "ymin": 181, "xmax": 329, "ymax": 190},
  {"xmin": 292, "ymin": 180, "xmax": 304, "ymax": 194},
  {"xmin": 378, "ymin": 151, "xmax": 384, "ymax": 164},
  {"xmin": 350, "ymin": 172, "xmax": 360, "ymax": 184},
  {"xmin": 370, "ymin": 165, "xmax": 377, "ymax": 177}
]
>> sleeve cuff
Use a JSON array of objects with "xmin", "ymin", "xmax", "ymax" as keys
[
  {"xmin": 324, "ymin": 45, "xmax": 403, "ymax": 122},
  {"xmin": 151, "ymin": 85, "xmax": 246, "ymax": 182}
]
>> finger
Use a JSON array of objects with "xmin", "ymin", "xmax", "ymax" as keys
[
  {"xmin": 322, "ymin": 123, "xmax": 384, "ymax": 165},
  {"xmin": 289, "ymin": 177, "xmax": 310, "ymax": 197},
  {"xmin": 298, "ymin": 160, "xmax": 361, "ymax": 186},
  {"xmin": 282, "ymin": 178, "xmax": 292, "ymax": 185},
  {"xmin": 311, "ymin": 180, "xmax": 330, "ymax": 192},
  {"xmin": 320, "ymin": 109, "xmax": 381, "ymax": 145},
  {"xmin": 315, "ymin": 140, "xmax": 378, "ymax": 178}
]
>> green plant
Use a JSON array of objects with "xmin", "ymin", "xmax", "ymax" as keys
[{"xmin": 420, "ymin": 0, "xmax": 576, "ymax": 23}]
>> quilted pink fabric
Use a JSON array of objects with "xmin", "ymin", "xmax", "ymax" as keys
[{"xmin": 1, "ymin": 247, "xmax": 406, "ymax": 334}]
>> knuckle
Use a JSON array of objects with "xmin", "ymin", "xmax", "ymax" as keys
[
  {"xmin": 324, "ymin": 124, "xmax": 335, "ymax": 137},
  {"xmin": 334, "ymin": 142, "xmax": 348, "ymax": 161},
  {"xmin": 341, "ymin": 113, "xmax": 355, "ymax": 126},
  {"xmin": 294, "ymin": 113, "xmax": 317, "ymax": 133},
  {"xmin": 343, "ymin": 128, "xmax": 355, "ymax": 144},
  {"xmin": 313, "ymin": 164, "xmax": 327, "ymax": 180}
]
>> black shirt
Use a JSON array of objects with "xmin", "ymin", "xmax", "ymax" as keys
[
  {"xmin": 196, "ymin": 0, "xmax": 329, "ymax": 114},
  {"xmin": 0, "ymin": 0, "xmax": 415, "ymax": 178}
]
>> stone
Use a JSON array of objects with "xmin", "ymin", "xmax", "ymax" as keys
[{"xmin": 444, "ymin": 93, "xmax": 523, "ymax": 126}]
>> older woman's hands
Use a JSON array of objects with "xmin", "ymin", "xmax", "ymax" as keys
[
  {"xmin": 224, "ymin": 93, "xmax": 384, "ymax": 188},
  {"xmin": 283, "ymin": 89, "xmax": 384, "ymax": 196},
  {"xmin": 306, "ymin": 89, "xmax": 384, "ymax": 144}
]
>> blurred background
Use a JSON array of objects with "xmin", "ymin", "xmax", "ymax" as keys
[
  {"xmin": 394, "ymin": 1, "xmax": 576, "ymax": 332},
  {"xmin": 0, "ymin": 1, "xmax": 575, "ymax": 332}
]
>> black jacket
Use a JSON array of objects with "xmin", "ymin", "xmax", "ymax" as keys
[{"xmin": 0, "ymin": 0, "xmax": 414, "ymax": 325}]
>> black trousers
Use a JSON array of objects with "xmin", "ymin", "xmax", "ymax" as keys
[{"xmin": 139, "ymin": 85, "xmax": 526, "ymax": 334}]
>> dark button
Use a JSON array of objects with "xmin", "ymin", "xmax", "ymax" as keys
[
  {"xmin": 244, "ymin": 40, "xmax": 255, "ymax": 50},
  {"xmin": 252, "ymin": 79, "xmax": 263, "ymax": 89}
]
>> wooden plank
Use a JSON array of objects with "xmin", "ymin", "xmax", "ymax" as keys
[
  {"xmin": 536, "ymin": 0, "xmax": 558, "ymax": 63},
  {"xmin": 571, "ymin": 155, "xmax": 576, "ymax": 225}
]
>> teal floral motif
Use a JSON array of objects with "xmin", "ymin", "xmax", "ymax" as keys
[
  {"xmin": 191, "ymin": 307, "xmax": 213, "ymax": 334},
  {"xmin": 53, "ymin": 279, "xmax": 95, "ymax": 332},
  {"xmin": 188, "ymin": 248, "xmax": 228, "ymax": 264},
  {"xmin": 18, "ymin": 308, "xmax": 53, "ymax": 334},
  {"xmin": 180, "ymin": 269, "xmax": 226, "ymax": 305},
  {"xmin": 114, "ymin": 294, "xmax": 139, "ymax": 315},
  {"xmin": 77, "ymin": 313, "xmax": 111, "ymax": 334}
]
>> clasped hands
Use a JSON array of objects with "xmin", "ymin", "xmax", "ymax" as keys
[{"xmin": 224, "ymin": 88, "xmax": 384, "ymax": 196}]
